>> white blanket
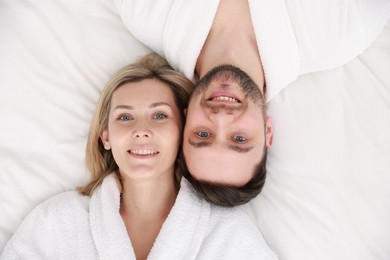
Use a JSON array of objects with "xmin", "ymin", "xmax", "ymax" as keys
[{"xmin": 1, "ymin": 175, "xmax": 277, "ymax": 259}]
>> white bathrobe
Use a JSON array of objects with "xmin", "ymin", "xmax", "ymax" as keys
[
  {"xmin": 0, "ymin": 175, "xmax": 277, "ymax": 260},
  {"xmin": 115, "ymin": 0, "xmax": 390, "ymax": 102}
]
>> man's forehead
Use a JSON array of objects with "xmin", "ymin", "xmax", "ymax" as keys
[{"xmin": 186, "ymin": 150, "xmax": 258, "ymax": 186}]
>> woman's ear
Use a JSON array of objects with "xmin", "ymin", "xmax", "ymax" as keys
[
  {"xmin": 265, "ymin": 116, "xmax": 273, "ymax": 147},
  {"xmin": 184, "ymin": 108, "xmax": 187, "ymax": 116},
  {"xmin": 100, "ymin": 129, "xmax": 111, "ymax": 150}
]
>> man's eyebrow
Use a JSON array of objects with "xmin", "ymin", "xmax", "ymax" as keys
[
  {"xmin": 188, "ymin": 139, "xmax": 210, "ymax": 148},
  {"xmin": 227, "ymin": 145, "xmax": 254, "ymax": 153},
  {"xmin": 188, "ymin": 138, "xmax": 254, "ymax": 153}
]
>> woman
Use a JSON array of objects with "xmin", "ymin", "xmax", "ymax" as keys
[{"xmin": 1, "ymin": 53, "xmax": 277, "ymax": 260}]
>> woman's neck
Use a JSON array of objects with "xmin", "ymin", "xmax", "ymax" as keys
[
  {"xmin": 119, "ymin": 171, "xmax": 179, "ymax": 260},
  {"xmin": 119, "ymin": 173, "xmax": 178, "ymax": 222}
]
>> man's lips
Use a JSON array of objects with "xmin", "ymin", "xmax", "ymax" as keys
[{"xmin": 207, "ymin": 91, "xmax": 241, "ymax": 103}]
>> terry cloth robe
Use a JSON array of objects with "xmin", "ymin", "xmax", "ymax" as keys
[
  {"xmin": 115, "ymin": 0, "xmax": 390, "ymax": 102},
  {"xmin": 0, "ymin": 174, "xmax": 277, "ymax": 260}
]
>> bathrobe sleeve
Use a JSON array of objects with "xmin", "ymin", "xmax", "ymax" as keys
[{"xmin": 115, "ymin": 0, "xmax": 390, "ymax": 102}]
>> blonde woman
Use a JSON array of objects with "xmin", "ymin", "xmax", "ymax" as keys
[{"xmin": 1, "ymin": 53, "xmax": 277, "ymax": 260}]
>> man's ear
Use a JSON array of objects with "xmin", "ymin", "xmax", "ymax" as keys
[
  {"xmin": 100, "ymin": 129, "xmax": 111, "ymax": 150},
  {"xmin": 265, "ymin": 116, "xmax": 273, "ymax": 147},
  {"xmin": 184, "ymin": 108, "xmax": 187, "ymax": 116}
]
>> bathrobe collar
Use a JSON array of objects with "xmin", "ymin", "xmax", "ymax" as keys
[{"xmin": 89, "ymin": 174, "xmax": 211, "ymax": 259}]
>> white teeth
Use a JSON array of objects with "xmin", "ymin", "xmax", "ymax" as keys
[
  {"xmin": 212, "ymin": 96, "xmax": 238, "ymax": 102},
  {"xmin": 130, "ymin": 149, "xmax": 158, "ymax": 155}
]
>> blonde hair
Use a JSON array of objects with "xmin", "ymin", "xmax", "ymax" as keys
[{"xmin": 79, "ymin": 53, "xmax": 194, "ymax": 196}]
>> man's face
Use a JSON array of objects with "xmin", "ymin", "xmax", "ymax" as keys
[{"xmin": 183, "ymin": 65, "xmax": 273, "ymax": 186}]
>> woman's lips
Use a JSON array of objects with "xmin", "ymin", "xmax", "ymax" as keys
[{"xmin": 128, "ymin": 149, "xmax": 159, "ymax": 159}]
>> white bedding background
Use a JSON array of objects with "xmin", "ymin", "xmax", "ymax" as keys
[
  {"xmin": 244, "ymin": 19, "xmax": 390, "ymax": 259},
  {"xmin": 0, "ymin": 0, "xmax": 150, "ymax": 249},
  {"xmin": 1, "ymin": 1, "xmax": 389, "ymax": 259}
]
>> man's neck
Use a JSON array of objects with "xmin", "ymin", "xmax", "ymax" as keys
[{"xmin": 195, "ymin": 0, "xmax": 264, "ymax": 93}]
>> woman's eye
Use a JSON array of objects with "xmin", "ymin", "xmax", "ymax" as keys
[
  {"xmin": 154, "ymin": 113, "xmax": 167, "ymax": 120},
  {"xmin": 233, "ymin": 135, "xmax": 247, "ymax": 143},
  {"xmin": 118, "ymin": 115, "xmax": 132, "ymax": 121},
  {"xmin": 196, "ymin": 131, "xmax": 209, "ymax": 138}
]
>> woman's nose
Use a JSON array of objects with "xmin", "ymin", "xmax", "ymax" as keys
[
  {"xmin": 132, "ymin": 125, "xmax": 153, "ymax": 139},
  {"xmin": 133, "ymin": 131, "xmax": 151, "ymax": 138}
]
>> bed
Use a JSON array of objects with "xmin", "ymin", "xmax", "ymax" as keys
[{"xmin": 1, "ymin": 1, "xmax": 389, "ymax": 259}]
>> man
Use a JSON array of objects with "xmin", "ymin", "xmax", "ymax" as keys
[
  {"xmin": 181, "ymin": 0, "xmax": 273, "ymax": 206},
  {"xmin": 117, "ymin": 0, "xmax": 390, "ymax": 205}
]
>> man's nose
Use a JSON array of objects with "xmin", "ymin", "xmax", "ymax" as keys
[{"xmin": 209, "ymin": 110, "xmax": 235, "ymax": 125}]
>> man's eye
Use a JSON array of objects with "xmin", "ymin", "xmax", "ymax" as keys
[
  {"xmin": 118, "ymin": 115, "xmax": 132, "ymax": 121},
  {"xmin": 233, "ymin": 135, "xmax": 247, "ymax": 143},
  {"xmin": 196, "ymin": 131, "xmax": 209, "ymax": 138},
  {"xmin": 154, "ymin": 113, "xmax": 167, "ymax": 120}
]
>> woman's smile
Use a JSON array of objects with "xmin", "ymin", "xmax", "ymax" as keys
[{"xmin": 128, "ymin": 149, "xmax": 159, "ymax": 159}]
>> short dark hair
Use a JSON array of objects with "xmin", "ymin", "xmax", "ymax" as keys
[{"xmin": 180, "ymin": 149, "xmax": 267, "ymax": 207}]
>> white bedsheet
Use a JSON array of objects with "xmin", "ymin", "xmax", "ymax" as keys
[{"xmin": 0, "ymin": 1, "xmax": 389, "ymax": 259}]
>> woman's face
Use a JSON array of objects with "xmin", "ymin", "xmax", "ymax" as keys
[{"xmin": 101, "ymin": 79, "xmax": 182, "ymax": 181}]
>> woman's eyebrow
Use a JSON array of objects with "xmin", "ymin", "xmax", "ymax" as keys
[
  {"xmin": 113, "ymin": 105, "xmax": 134, "ymax": 110},
  {"xmin": 113, "ymin": 102, "xmax": 171, "ymax": 110},
  {"xmin": 149, "ymin": 102, "xmax": 172, "ymax": 108}
]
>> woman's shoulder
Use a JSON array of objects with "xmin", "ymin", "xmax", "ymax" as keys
[
  {"xmin": 1, "ymin": 190, "xmax": 97, "ymax": 259},
  {"xmin": 14, "ymin": 190, "xmax": 90, "ymax": 233},
  {"xmin": 35, "ymin": 190, "xmax": 90, "ymax": 216}
]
